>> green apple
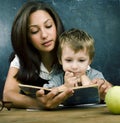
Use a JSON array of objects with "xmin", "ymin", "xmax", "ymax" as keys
[{"xmin": 105, "ymin": 86, "xmax": 120, "ymax": 114}]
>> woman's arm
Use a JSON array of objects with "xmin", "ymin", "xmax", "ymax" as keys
[
  {"xmin": 3, "ymin": 67, "xmax": 40, "ymax": 109},
  {"xmin": 92, "ymin": 78, "xmax": 113, "ymax": 100},
  {"xmin": 3, "ymin": 67, "xmax": 73, "ymax": 109}
]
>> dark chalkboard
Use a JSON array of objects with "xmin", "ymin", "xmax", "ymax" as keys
[
  {"xmin": 0, "ymin": 0, "xmax": 26, "ymax": 99},
  {"xmin": 48, "ymin": 0, "xmax": 120, "ymax": 86},
  {"xmin": 0, "ymin": 0, "xmax": 120, "ymax": 99}
]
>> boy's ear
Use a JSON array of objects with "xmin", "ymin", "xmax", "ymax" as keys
[
  {"xmin": 89, "ymin": 59, "xmax": 92, "ymax": 65},
  {"xmin": 58, "ymin": 59, "xmax": 62, "ymax": 65}
]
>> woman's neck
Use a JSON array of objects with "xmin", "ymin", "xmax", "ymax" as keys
[{"xmin": 40, "ymin": 52, "xmax": 56, "ymax": 72}]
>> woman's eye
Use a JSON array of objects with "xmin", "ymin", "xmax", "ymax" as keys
[
  {"xmin": 46, "ymin": 25, "xmax": 52, "ymax": 28},
  {"xmin": 31, "ymin": 30, "xmax": 39, "ymax": 34},
  {"xmin": 29, "ymin": 27, "xmax": 39, "ymax": 34}
]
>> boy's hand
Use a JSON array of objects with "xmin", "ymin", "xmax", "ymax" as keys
[
  {"xmin": 64, "ymin": 71, "xmax": 81, "ymax": 87},
  {"xmin": 80, "ymin": 74, "xmax": 91, "ymax": 86}
]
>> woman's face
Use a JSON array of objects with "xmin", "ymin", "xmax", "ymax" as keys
[{"xmin": 28, "ymin": 10, "xmax": 57, "ymax": 53}]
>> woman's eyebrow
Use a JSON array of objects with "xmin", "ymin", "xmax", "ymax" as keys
[
  {"xmin": 29, "ymin": 25, "xmax": 38, "ymax": 28},
  {"xmin": 29, "ymin": 19, "xmax": 52, "ymax": 27}
]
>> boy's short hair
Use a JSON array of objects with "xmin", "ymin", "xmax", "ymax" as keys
[{"xmin": 57, "ymin": 28, "xmax": 95, "ymax": 61}]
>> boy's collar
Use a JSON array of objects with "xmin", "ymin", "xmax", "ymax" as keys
[{"xmin": 87, "ymin": 65, "xmax": 91, "ymax": 70}]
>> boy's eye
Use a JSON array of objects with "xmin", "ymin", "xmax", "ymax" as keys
[
  {"xmin": 79, "ymin": 59, "xmax": 85, "ymax": 62},
  {"xmin": 65, "ymin": 59, "xmax": 72, "ymax": 62}
]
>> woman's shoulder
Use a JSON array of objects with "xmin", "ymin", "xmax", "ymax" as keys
[{"xmin": 10, "ymin": 54, "xmax": 20, "ymax": 69}]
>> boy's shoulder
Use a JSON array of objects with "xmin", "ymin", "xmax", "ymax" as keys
[
  {"xmin": 87, "ymin": 67, "xmax": 104, "ymax": 79},
  {"xmin": 89, "ymin": 67, "xmax": 102, "ymax": 73}
]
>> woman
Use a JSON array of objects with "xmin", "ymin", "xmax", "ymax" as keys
[
  {"xmin": 3, "ymin": 1, "xmax": 112, "ymax": 110},
  {"xmin": 3, "ymin": 1, "xmax": 73, "ymax": 109}
]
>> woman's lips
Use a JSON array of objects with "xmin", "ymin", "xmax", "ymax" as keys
[{"xmin": 42, "ymin": 40, "xmax": 52, "ymax": 47}]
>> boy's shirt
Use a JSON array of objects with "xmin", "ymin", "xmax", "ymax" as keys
[
  {"xmin": 43, "ymin": 66, "xmax": 104, "ymax": 88},
  {"xmin": 10, "ymin": 55, "xmax": 104, "ymax": 88}
]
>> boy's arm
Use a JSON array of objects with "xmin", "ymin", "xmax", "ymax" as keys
[{"xmin": 81, "ymin": 74, "xmax": 91, "ymax": 86}]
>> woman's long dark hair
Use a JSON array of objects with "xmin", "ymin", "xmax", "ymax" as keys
[{"xmin": 11, "ymin": 1, "xmax": 64, "ymax": 83}]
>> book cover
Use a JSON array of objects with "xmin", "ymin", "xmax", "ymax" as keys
[
  {"xmin": 18, "ymin": 84, "xmax": 51, "ymax": 97},
  {"xmin": 63, "ymin": 84, "xmax": 100, "ymax": 106},
  {"xmin": 18, "ymin": 83, "xmax": 100, "ymax": 106}
]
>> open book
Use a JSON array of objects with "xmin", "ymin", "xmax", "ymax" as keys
[{"xmin": 18, "ymin": 83, "xmax": 100, "ymax": 106}]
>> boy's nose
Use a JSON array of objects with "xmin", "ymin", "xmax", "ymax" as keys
[{"xmin": 71, "ymin": 62, "xmax": 78, "ymax": 70}]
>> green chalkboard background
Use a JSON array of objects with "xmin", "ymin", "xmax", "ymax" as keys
[{"xmin": 0, "ymin": 0, "xmax": 120, "ymax": 99}]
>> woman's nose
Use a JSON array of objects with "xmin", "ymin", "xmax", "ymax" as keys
[{"xmin": 41, "ymin": 28, "xmax": 48, "ymax": 39}]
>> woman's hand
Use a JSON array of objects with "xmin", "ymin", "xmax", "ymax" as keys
[
  {"xmin": 36, "ymin": 87, "xmax": 73, "ymax": 109},
  {"xmin": 91, "ymin": 78, "xmax": 112, "ymax": 100}
]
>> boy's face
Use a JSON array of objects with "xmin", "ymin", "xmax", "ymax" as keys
[{"xmin": 60, "ymin": 45, "xmax": 91, "ymax": 76}]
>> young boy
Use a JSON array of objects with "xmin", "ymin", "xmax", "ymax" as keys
[
  {"xmin": 43, "ymin": 28, "xmax": 112, "ymax": 101},
  {"xmin": 44, "ymin": 28, "xmax": 104, "ymax": 90},
  {"xmin": 57, "ymin": 28, "xmax": 105, "ymax": 90}
]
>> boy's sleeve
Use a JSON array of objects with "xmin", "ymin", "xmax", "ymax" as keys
[
  {"xmin": 43, "ymin": 72, "xmax": 64, "ymax": 88},
  {"xmin": 87, "ymin": 68, "xmax": 105, "ymax": 80}
]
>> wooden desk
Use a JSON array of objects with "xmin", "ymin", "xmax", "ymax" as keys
[{"xmin": 0, "ymin": 105, "xmax": 120, "ymax": 123}]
